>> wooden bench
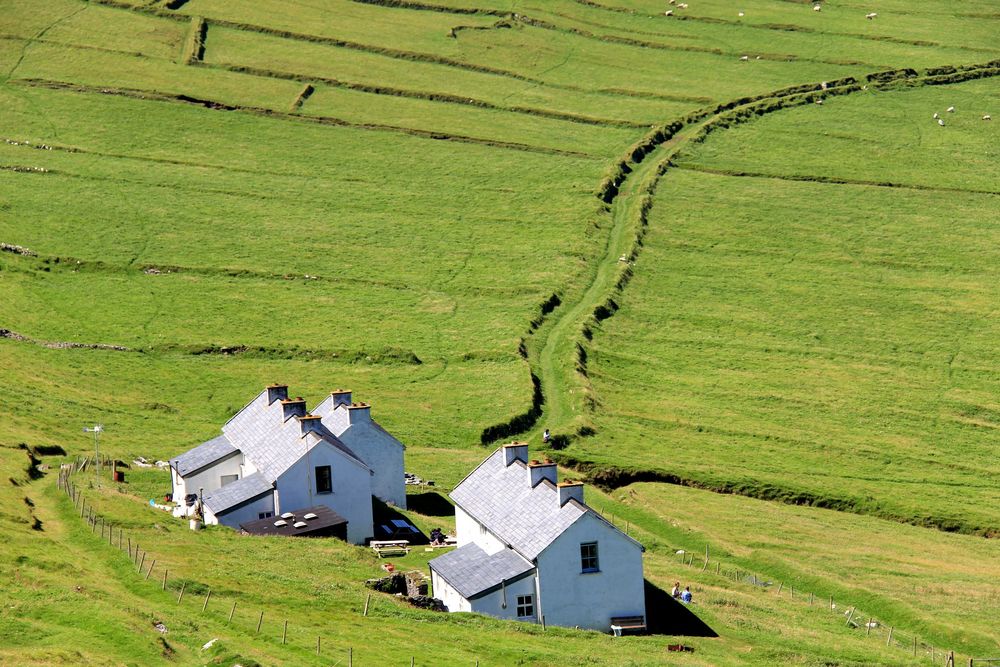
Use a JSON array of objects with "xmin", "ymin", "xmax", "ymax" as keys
[
  {"xmin": 610, "ymin": 615, "xmax": 647, "ymax": 637},
  {"xmin": 370, "ymin": 540, "xmax": 410, "ymax": 558}
]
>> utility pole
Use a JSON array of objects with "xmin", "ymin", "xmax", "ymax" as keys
[{"xmin": 83, "ymin": 424, "xmax": 104, "ymax": 486}]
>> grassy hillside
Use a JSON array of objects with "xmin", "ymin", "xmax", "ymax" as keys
[{"xmin": 2, "ymin": 0, "xmax": 999, "ymax": 663}]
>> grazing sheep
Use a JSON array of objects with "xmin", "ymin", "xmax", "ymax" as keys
[
  {"xmin": 933, "ymin": 113, "xmax": 939, "ymax": 119},
  {"xmin": 813, "ymin": 4, "xmax": 821, "ymax": 11},
  {"xmin": 738, "ymin": 11, "xmax": 744, "ymax": 17},
  {"xmin": 815, "ymin": 99, "xmax": 824, "ymax": 105},
  {"xmin": 821, "ymin": 81, "xmax": 828, "ymax": 90},
  {"xmin": 665, "ymin": 9, "xmax": 673, "ymax": 15},
  {"xmin": 947, "ymin": 106, "xmax": 955, "ymax": 113},
  {"xmin": 739, "ymin": 55, "xmax": 749, "ymax": 61},
  {"xmin": 677, "ymin": 2, "xmax": 687, "ymax": 8},
  {"xmin": 938, "ymin": 119, "xmax": 945, "ymax": 126},
  {"xmin": 984, "ymin": 114, "xmax": 992, "ymax": 121},
  {"xmin": 865, "ymin": 12, "xmax": 877, "ymax": 19}
]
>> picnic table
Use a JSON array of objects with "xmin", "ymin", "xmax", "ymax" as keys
[{"xmin": 370, "ymin": 540, "xmax": 410, "ymax": 558}]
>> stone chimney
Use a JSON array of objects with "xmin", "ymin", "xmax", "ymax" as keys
[
  {"xmin": 557, "ymin": 481, "xmax": 584, "ymax": 506},
  {"xmin": 280, "ymin": 397, "xmax": 307, "ymax": 421},
  {"xmin": 330, "ymin": 389, "xmax": 352, "ymax": 408},
  {"xmin": 528, "ymin": 459, "xmax": 557, "ymax": 487},
  {"xmin": 502, "ymin": 442, "xmax": 528, "ymax": 467},
  {"xmin": 266, "ymin": 383, "xmax": 288, "ymax": 404},
  {"xmin": 297, "ymin": 414, "xmax": 323, "ymax": 436},
  {"xmin": 346, "ymin": 402, "xmax": 371, "ymax": 425}
]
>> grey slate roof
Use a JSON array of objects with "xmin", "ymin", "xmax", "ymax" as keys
[
  {"xmin": 450, "ymin": 449, "xmax": 592, "ymax": 561},
  {"xmin": 220, "ymin": 390, "xmax": 368, "ymax": 483},
  {"xmin": 430, "ymin": 543, "xmax": 534, "ymax": 599},
  {"xmin": 170, "ymin": 434, "xmax": 237, "ymax": 477},
  {"xmin": 203, "ymin": 472, "xmax": 272, "ymax": 514}
]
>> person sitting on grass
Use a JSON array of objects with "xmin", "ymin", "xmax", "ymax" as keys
[
  {"xmin": 429, "ymin": 528, "xmax": 445, "ymax": 545},
  {"xmin": 681, "ymin": 586, "xmax": 693, "ymax": 604},
  {"xmin": 671, "ymin": 582, "xmax": 681, "ymax": 598},
  {"xmin": 543, "ymin": 428, "xmax": 551, "ymax": 444}
]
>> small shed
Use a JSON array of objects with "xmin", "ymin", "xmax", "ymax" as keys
[{"xmin": 239, "ymin": 505, "xmax": 348, "ymax": 540}]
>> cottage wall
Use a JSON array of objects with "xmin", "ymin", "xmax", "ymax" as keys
[
  {"xmin": 321, "ymin": 405, "xmax": 406, "ymax": 509},
  {"xmin": 172, "ymin": 451, "xmax": 242, "ymax": 501},
  {"xmin": 535, "ymin": 512, "xmax": 645, "ymax": 631},
  {"xmin": 207, "ymin": 493, "xmax": 275, "ymax": 528},
  {"xmin": 468, "ymin": 575, "xmax": 538, "ymax": 621},
  {"xmin": 455, "ymin": 506, "xmax": 507, "ymax": 555},
  {"xmin": 430, "ymin": 572, "xmax": 472, "ymax": 613},
  {"xmin": 276, "ymin": 441, "xmax": 373, "ymax": 544}
]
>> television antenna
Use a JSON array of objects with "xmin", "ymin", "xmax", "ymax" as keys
[{"xmin": 83, "ymin": 424, "xmax": 104, "ymax": 485}]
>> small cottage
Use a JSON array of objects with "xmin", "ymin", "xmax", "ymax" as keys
[
  {"xmin": 169, "ymin": 384, "xmax": 406, "ymax": 544},
  {"xmin": 428, "ymin": 443, "xmax": 646, "ymax": 632}
]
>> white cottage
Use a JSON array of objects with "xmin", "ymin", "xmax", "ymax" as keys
[
  {"xmin": 428, "ymin": 443, "xmax": 646, "ymax": 632},
  {"xmin": 169, "ymin": 384, "xmax": 406, "ymax": 544}
]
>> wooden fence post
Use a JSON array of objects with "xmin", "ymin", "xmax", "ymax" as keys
[
  {"xmin": 282, "ymin": 619, "xmax": 287, "ymax": 644},
  {"xmin": 228, "ymin": 601, "xmax": 237, "ymax": 623},
  {"xmin": 866, "ymin": 618, "xmax": 872, "ymax": 636},
  {"xmin": 137, "ymin": 551, "xmax": 146, "ymax": 573},
  {"xmin": 177, "ymin": 582, "xmax": 186, "ymax": 604},
  {"xmin": 845, "ymin": 607, "xmax": 855, "ymax": 627},
  {"xmin": 256, "ymin": 610, "xmax": 264, "ymax": 633},
  {"xmin": 202, "ymin": 590, "xmax": 212, "ymax": 613},
  {"xmin": 777, "ymin": 582, "xmax": 783, "ymax": 594},
  {"xmin": 145, "ymin": 560, "xmax": 156, "ymax": 580},
  {"xmin": 363, "ymin": 593, "xmax": 371, "ymax": 617},
  {"xmin": 349, "ymin": 647, "xmax": 353, "ymax": 667},
  {"xmin": 886, "ymin": 626, "xmax": 893, "ymax": 646},
  {"xmin": 316, "ymin": 635, "xmax": 321, "ymax": 655},
  {"xmin": 162, "ymin": 569, "xmax": 168, "ymax": 591}
]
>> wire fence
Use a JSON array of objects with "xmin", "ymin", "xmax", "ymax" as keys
[
  {"xmin": 57, "ymin": 463, "xmax": 486, "ymax": 667},
  {"xmin": 669, "ymin": 546, "xmax": 967, "ymax": 665}
]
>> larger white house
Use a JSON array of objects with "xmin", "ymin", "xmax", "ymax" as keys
[
  {"xmin": 169, "ymin": 384, "xmax": 406, "ymax": 544},
  {"xmin": 428, "ymin": 442, "xmax": 646, "ymax": 632}
]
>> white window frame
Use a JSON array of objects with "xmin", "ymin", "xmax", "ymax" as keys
[{"xmin": 580, "ymin": 542, "xmax": 599, "ymax": 573}]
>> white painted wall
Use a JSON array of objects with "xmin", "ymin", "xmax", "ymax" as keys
[
  {"xmin": 430, "ymin": 571, "xmax": 472, "ymax": 613},
  {"xmin": 276, "ymin": 439, "xmax": 374, "ymax": 544},
  {"xmin": 455, "ymin": 506, "xmax": 506, "ymax": 555},
  {"xmin": 171, "ymin": 451, "xmax": 242, "ymax": 503},
  {"xmin": 469, "ymin": 575, "xmax": 538, "ymax": 622},
  {"xmin": 320, "ymin": 404, "xmax": 406, "ymax": 508},
  {"xmin": 535, "ymin": 513, "xmax": 645, "ymax": 631},
  {"xmin": 207, "ymin": 493, "xmax": 275, "ymax": 528}
]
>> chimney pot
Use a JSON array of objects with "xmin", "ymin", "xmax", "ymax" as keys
[
  {"xmin": 280, "ymin": 397, "xmax": 307, "ymax": 421},
  {"xmin": 502, "ymin": 442, "xmax": 529, "ymax": 467},
  {"xmin": 330, "ymin": 389, "xmax": 352, "ymax": 408},
  {"xmin": 266, "ymin": 384, "xmax": 288, "ymax": 405},
  {"xmin": 557, "ymin": 481, "xmax": 584, "ymax": 506},
  {"xmin": 528, "ymin": 460, "xmax": 557, "ymax": 487}
]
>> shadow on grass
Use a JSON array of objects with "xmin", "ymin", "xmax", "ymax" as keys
[
  {"xmin": 372, "ymin": 498, "xmax": 429, "ymax": 545},
  {"xmin": 645, "ymin": 580, "xmax": 718, "ymax": 637},
  {"xmin": 405, "ymin": 491, "xmax": 454, "ymax": 517}
]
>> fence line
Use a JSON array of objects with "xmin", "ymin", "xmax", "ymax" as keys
[
  {"xmin": 56, "ymin": 463, "xmax": 473, "ymax": 667},
  {"xmin": 670, "ymin": 547, "xmax": 956, "ymax": 663}
]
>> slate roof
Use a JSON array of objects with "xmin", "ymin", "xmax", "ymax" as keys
[
  {"xmin": 430, "ymin": 543, "xmax": 534, "ymax": 599},
  {"xmin": 170, "ymin": 434, "xmax": 237, "ymax": 477},
  {"xmin": 450, "ymin": 449, "xmax": 592, "ymax": 561},
  {"xmin": 239, "ymin": 505, "xmax": 347, "ymax": 537},
  {"xmin": 203, "ymin": 472, "xmax": 272, "ymax": 514},
  {"xmin": 219, "ymin": 390, "xmax": 368, "ymax": 483}
]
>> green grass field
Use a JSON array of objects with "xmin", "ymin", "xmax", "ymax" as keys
[{"xmin": 2, "ymin": 0, "xmax": 999, "ymax": 663}]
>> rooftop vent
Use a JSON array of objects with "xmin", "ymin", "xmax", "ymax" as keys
[
  {"xmin": 303, "ymin": 512, "xmax": 317, "ymax": 520},
  {"xmin": 273, "ymin": 519, "xmax": 287, "ymax": 527},
  {"xmin": 281, "ymin": 512, "xmax": 293, "ymax": 519},
  {"xmin": 293, "ymin": 521, "xmax": 307, "ymax": 529}
]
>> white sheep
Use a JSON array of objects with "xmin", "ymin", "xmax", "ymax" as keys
[
  {"xmin": 738, "ymin": 11, "xmax": 744, "ymax": 17},
  {"xmin": 665, "ymin": 9, "xmax": 673, "ymax": 15},
  {"xmin": 947, "ymin": 106, "xmax": 955, "ymax": 112},
  {"xmin": 938, "ymin": 119, "xmax": 945, "ymax": 126},
  {"xmin": 865, "ymin": 12, "xmax": 877, "ymax": 19},
  {"xmin": 813, "ymin": 4, "xmax": 821, "ymax": 11},
  {"xmin": 933, "ymin": 113, "xmax": 939, "ymax": 119},
  {"xmin": 739, "ymin": 55, "xmax": 749, "ymax": 61},
  {"xmin": 984, "ymin": 114, "xmax": 992, "ymax": 121}
]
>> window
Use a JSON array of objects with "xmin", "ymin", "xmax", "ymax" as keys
[
  {"xmin": 315, "ymin": 465, "xmax": 332, "ymax": 494},
  {"xmin": 258, "ymin": 511, "xmax": 273, "ymax": 520},
  {"xmin": 580, "ymin": 542, "xmax": 599, "ymax": 573},
  {"xmin": 220, "ymin": 474, "xmax": 239, "ymax": 487},
  {"xmin": 516, "ymin": 594, "xmax": 534, "ymax": 618}
]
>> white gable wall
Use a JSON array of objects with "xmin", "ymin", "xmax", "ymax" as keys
[
  {"xmin": 430, "ymin": 573, "xmax": 472, "ymax": 613},
  {"xmin": 535, "ymin": 512, "xmax": 645, "ymax": 631},
  {"xmin": 207, "ymin": 493, "xmax": 275, "ymax": 527},
  {"xmin": 320, "ymin": 403, "xmax": 406, "ymax": 508},
  {"xmin": 455, "ymin": 505, "xmax": 507, "ymax": 555},
  {"xmin": 275, "ymin": 439, "xmax": 374, "ymax": 544},
  {"xmin": 171, "ymin": 451, "xmax": 242, "ymax": 503}
]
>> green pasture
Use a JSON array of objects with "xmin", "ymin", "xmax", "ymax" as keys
[{"xmin": 2, "ymin": 0, "xmax": 1000, "ymax": 663}]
